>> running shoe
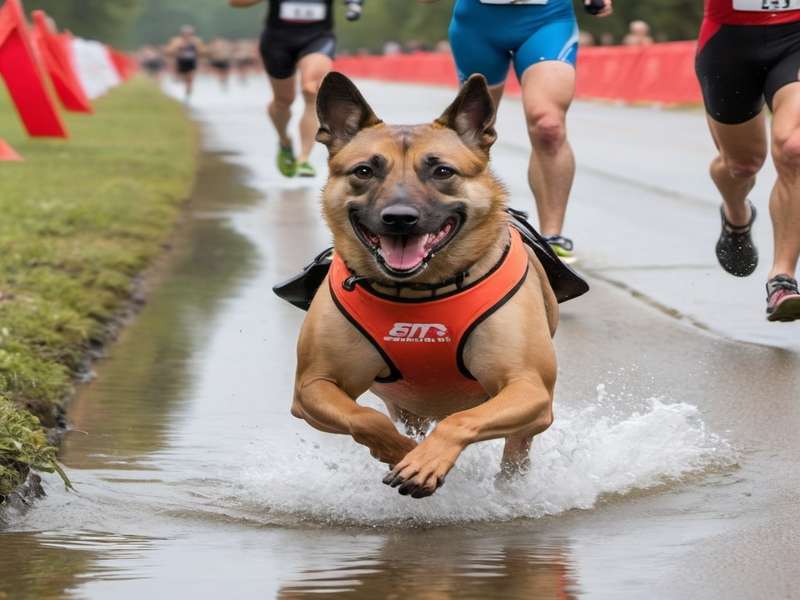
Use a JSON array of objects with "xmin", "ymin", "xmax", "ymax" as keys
[
  {"xmin": 716, "ymin": 201, "xmax": 758, "ymax": 277},
  {"xmin": 766, "ymin": 274, "xmax": 800, "ymax": 322},
  {"xmin": 277, "ymin": 143, "xmax": 296, "ymax": 178},
  {"xmin": 296, "ymin": 161, "xmax": 316, "ymax": 178},
  {"xmin": 545, "ymin": 235, "xmax": 576, "ymax": 264}
]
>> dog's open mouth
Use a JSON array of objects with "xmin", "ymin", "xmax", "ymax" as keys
[{"xmin": 351, "ymin": 214, "xmax": 462, "ymax": 278}]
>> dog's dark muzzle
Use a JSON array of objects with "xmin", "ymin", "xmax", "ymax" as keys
[{"xmin": 348, "ymin": 206, "xmax": 465, "ymax": 279}]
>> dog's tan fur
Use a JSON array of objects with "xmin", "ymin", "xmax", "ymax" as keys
[{"xmin": 291, "ymin": 73, "xmax": 559, "ymax": 498}]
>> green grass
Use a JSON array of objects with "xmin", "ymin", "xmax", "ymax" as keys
[
  {"xmin": 0, "ymin": 78, "xmax": 195, "ymax": 497},
  {"xmin": 0, "ymin": 396, "xmax": 69, "ymax": 497}
]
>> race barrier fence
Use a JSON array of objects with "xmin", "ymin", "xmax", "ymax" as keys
[
  {"xmin": 0, "ymin": 0, "xmax": 136, "ymax": 160},
  {"xmin": 334, "ymin": 41, "xmax": 702, "ymax": 106}
]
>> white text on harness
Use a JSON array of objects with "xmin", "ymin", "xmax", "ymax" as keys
[{"xmin": 384, "ymin": 323, "xmax": 451, "ymax": 343}]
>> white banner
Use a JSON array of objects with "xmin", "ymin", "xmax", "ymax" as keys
[{"xmin": 71, "ymin": 38, "xmax": 121, "ymax": 99}]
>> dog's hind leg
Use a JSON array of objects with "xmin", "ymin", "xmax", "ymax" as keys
[
  {"xmin": 383, "ymin": 401, "xmax": 434, "ymax": 438},
  {"xmin": 498, "ymin": 432, "xmax": 534, "ymax": 481}
]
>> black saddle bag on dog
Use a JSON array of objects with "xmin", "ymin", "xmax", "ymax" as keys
[
  {"xmin": 272, "ymin": 247, "xmax": 333, "ymax": 311},
  {"xmin": 505, "ymin": 207, "xmax": 590, "ymax": 303},
  {"xmin": 272, "ymin": 208, "xmax": 589, "ymax": 310}
]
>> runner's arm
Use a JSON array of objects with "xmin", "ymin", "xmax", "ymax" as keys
[
  {"xmin": 194, "ymin": 37, "xmax": 208, "ymax": 56},
  {"xmin": 164, "ymin": 38, "xmax": 180, "ymax": 56},
  {"xmin": 229, "ymin": 0, "xmax": 263, "ymax": 7}
]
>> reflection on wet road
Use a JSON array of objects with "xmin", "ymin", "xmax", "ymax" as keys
[
  {"xmin": 1, "ymin": 77, "xmax": 799, "ymax": 600},
  {"xmin": 276, "ymin": 532, "xmax": 579, "ymax": 599}
]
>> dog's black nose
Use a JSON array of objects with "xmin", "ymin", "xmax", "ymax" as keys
[{"xmin": 380, "ymin": 204, "xmax": 419, "ymax": 231}]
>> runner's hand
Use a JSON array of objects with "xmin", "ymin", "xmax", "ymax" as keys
[
  {"xmin": 585, "ymin": 0, "xmax": 613, "ymax": 17},
  {"xmin": 345, "ymin": 0, "xmax": 363, "ymax": 20}
]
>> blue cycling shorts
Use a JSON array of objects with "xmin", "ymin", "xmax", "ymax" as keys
[{"xmin": 449, "ymin": 0, "xmax": 579, "ymax": 86}]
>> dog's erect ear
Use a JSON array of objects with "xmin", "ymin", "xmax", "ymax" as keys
[
  {"xmin": 316, "ymin": 72, "xmax": 382, "ymax": 154},
  {"xmin": 435, "ymin": 74, "xmax": 497, "ymax": 152}
]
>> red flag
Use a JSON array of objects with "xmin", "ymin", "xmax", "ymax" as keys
[
  {"xmin": 31, "ymin": 10, "xmax": 91, "ymax": 113},
  {"xmin": 108, "ymin": 47, "xmax": 136, "ymax": 81},
  {"xmin": 0, "ymin": 0, "xmax": 67, "ymax": 137},
  {"xmin": 0, "ymin": 137, "xmax": 22, "ymax": 160}
]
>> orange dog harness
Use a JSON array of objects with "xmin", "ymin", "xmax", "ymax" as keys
[{"xmin": 329, "ymin": 227, "xmax": 529, "ymax": 401}]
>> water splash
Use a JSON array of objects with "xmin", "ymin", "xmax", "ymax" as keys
[{"xmin": 235, "ymin": 392, "xmax": 735, "ymax": 527}]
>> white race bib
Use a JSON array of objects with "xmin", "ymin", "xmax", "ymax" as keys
[
  {"xmin": 480, "ymin": 0, "xmax": 549, "ymax": 4},
  {"xmin": 279, "ymin": 1, "xmax": 328, "ymax": 22},
  {"xmin": 733, "ymin": 0, "xmax": 800, "ymax": 11}
]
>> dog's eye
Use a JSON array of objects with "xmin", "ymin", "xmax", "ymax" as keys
[
  {"xmin": 432, "ymin": 166, "xmax": 456, "ymax": 180},
  {"xmin": 353, "ymin": 165, "xmax": 374, "ymax": 180}
]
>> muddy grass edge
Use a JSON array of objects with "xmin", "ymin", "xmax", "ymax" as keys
[{"xmin": 0, "ymin": 78, "xmax": 198, "ymax": 511}]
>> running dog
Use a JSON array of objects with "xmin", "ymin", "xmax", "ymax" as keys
[{"xmin": 289, "ymin": 73, "xmax": 566, "ymax": 499}]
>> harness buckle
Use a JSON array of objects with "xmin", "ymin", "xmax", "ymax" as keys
[{"xmin": 343, "ymin": 275, "xmax": 365, "ymax": 292}]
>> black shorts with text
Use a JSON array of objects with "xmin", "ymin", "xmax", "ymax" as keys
[{"xmin": 696, "ymin": 20, "xmax": 800, "ymax": 124}]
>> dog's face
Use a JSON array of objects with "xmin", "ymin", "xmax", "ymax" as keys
[{"xmin": 316, "ymin": 73, "xmax": 507, "ymax": 283}]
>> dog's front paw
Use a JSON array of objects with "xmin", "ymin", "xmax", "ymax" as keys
[{"xmin": 381, "ymin": 432, "xmax": 463, "ymax": 499}]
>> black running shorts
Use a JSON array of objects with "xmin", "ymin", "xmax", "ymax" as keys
[
  {"xmin": 259, "ymin": 27, "xmax": 336, "ymax": 80},
  {"xmin": 210, "ymin": 59, "xmax": 231, "ymax": 71},
  {"xmin": 142, "ymin": 58, "xmax": 164, "ymax": 75},
  {"xmin": 176, "ymin": 57, "xmax": 197, "ymax": 74},
  {"xmin": 696, "ymin": 20, "xmax": 800, "ymax": 124}
]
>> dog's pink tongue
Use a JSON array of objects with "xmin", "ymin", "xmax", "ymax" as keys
[{"xmin": 379, "ymin": 234, "xmax": 428, "ymax": 271}]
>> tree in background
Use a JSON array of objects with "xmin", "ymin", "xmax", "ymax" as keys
[
  {"xmin": 576, "ymin": 0, "xmax": 703, "ymax": 44},
  {"xmin": 131, "ymin": 0, "xmax": 258, "ymax": 46},
  {"xmin": 25, "ymin": 0, "xmax": 141, "ymax": 45},
  {"xmin": 126, "ymin": 0, "xmax": 452, "ymax": 50},
  {"xmin": 334, "ymin": 2, "xmax": 452, "ymax": 53}
]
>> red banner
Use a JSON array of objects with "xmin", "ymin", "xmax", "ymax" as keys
[
  {"xmin": 108, "ymin": 47, "xmax": 137, "ymax": 81},
  {"xmin": 333, "ymin": 43, "xmax": 702, "ymax": 106},
  {"xmin": 0, "ymin": 0, "xmax": 67, "ymax": 137}
]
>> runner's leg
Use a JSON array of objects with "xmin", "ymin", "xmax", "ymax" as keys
[
  {"xmin": 297, "ymin": 52, "xmax": 333, "ymax": 163},
  {"xmin": 706, "ymin": 114, "xmax": 767, "ymax": 227},
  {"xmin": 488, "ymin": 84, "xmax": 505, "ymax": 110},
  {"xmin": 768, "ymin": 82, "xmax": 800, "ymax": 278},
  {"xmin": 519, "ymin": 61, "xmax": 576, "ymax": 237},
  {"xmin": 268, "ymin": 75, "xmax": 297, "ymax": 148},
  {"xmin": 448, "ymin": 5, "xmax": 512, "ymax": 105}
]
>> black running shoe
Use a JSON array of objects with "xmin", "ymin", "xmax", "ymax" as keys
[{"xmin": 716, "ymin": 201, "xmax": 758, "ymax": 277}]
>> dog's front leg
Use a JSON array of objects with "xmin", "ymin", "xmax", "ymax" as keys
[
  {"xmin": 293, "ymin": 294, "xmax": 418, "ymax": 466},
  {"xmin": 383, "ymin": 373, "xmax": 555, "ymax": 499},
  {"xmin": 293, "ymin": 377, "xmax": 417, "ymax": 466}
]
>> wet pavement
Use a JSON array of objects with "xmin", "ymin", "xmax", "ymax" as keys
[{"xmin": 1, "ymin": 76, "xmax": 799, "ymax": 599}]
